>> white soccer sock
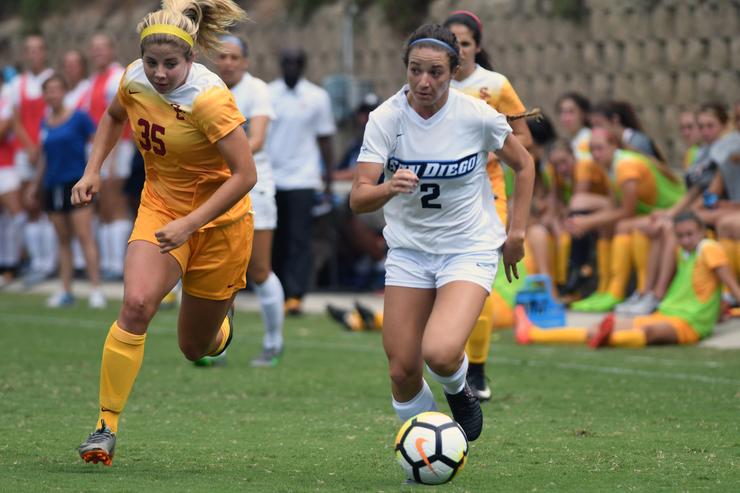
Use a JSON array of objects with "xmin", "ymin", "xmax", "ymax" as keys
[
  {"xmin": 40, "ymin": 216, "xmax": 58, "ymax": 274},
  {"xmin": 98, "ymin": 223, "xmax": 111, "ymax": 273},
  {"xmin": 427, "ymin": 353, "xmax": 469, "ymax": 395},
  {"xmin": 254, "ymin": 272, "xmax": 285, "ymax": 350},
  {"xmin": 110, "ymin": 219, "xmax": 132, "ymax": 275},
  {"xmin": 24, "ymin": 220, "xmax": 45, "ymax": 272},
  {"xmin": 392, "ymin": 379, "xmax": 437, "ymax": 422},
  {"xmin": 0, "ymin": 213, "xmax": 8, "ymax": 266},
  {"xmin": 8, "ymin": 212, "xmax": 27, "ymax": 267}
]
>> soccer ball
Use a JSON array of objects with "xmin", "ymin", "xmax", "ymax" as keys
[{"xmin": 394, "ymin": 411, "xmax": 468, "ymax": 485}]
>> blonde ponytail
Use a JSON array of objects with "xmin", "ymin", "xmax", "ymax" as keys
[{"xmin": 138, "ymin": 0, "xmax": 247, "ymax": 56}]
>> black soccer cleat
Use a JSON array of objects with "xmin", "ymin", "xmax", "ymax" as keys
[
  {"xmin": 445, "ymin": 383, "xmax": 483, "ymax": 441},
  {"xmin": 354, "ymin": 301, "xmax": 378, "ymax": 330},
  {"xmin": 466, "ymin": 364, "xmax": 492, "ymax": 402}
]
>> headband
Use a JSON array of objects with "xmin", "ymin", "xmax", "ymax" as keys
[
  {"xmin": 219, "ymin": 35, "xmax": 248, "ymax": 56},
  {"xmin": 408, "ymin": 38, "xmax": 457, "ymax": 55},
  {"xmin": 449, "ymin": 10, "xmax": 483, "ymax": 33},
  {"xmin": 140, "ymin": 24, "xmax": 194, "ymax": 47}
]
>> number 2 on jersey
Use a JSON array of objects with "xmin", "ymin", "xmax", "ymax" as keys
[
  {"xmin": 137, "ymin": 118, "xmax": 166, "ymax": 156},
  {"xmin": 420, "ymin": 183, "xmax": 441, "ymax": 209}
]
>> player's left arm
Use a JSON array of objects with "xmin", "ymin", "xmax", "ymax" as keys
[
  {"xmin": 495, "ymin": 133, "xmax": 535, "ymax": 281},
  {"xmin": 714, "ymin": 265, "xmax": 740, "ymax": 303},
  {"xmin": 155, "ymin": 127, "xmax": 257, "ymax": 253}
]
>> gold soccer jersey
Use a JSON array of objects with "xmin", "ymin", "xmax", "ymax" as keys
[
  {"xmin": 450, "ymin": 65, "xmax": 527, "ymax": 224},
  {"xmin": 118, "ymin": 60, "xmax": 249, "ymax": 228}
]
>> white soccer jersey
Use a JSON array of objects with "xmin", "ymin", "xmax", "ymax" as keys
[
  {"xmin": 230, "ymin": 73, "xmax": 275, "ymax": 194},
  {"xmin": 357, "ymin": 86, "xmax": 512, "ymax": 254}
]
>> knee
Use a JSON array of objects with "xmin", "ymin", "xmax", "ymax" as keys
[
  {"xmin": 119, "ymin": 291, "xmax": 158, "ymax": 329},
  {"xmin": 716, "ymin": 215, "xmax": 732, "ymax": 237},
  {"xmin": 423, "ymin": 346, "xmax": 462, "ymax": 376},
  {"xmin": 615, "ymin": 220, "xmax": 632, "ymax": 235},
  {"xmin": 179, "ymin": 340, "xmax": 208, "ymax": 361},
  {"xmin": 250, "ymin": 265, "xmax": 271, "ymax": 285},
  {"xmin": 388, "ymin": 359, "xmax": 422, "ymax": 390}
]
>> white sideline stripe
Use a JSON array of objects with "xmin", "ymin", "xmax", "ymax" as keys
[{"xmin": 2, "ymin": 312, "xmax": 738, "ymax": 386}]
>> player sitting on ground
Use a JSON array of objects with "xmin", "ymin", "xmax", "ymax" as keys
[{"xmin": 516, "ymin": 211, "xmax": 740, "ymax": 348}]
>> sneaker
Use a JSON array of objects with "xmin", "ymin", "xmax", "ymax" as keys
[
  {"xmin": 326, "ymin": 304, "xmax": 364, "ymax": 331},
  {"xmin": 285, "ymin": 297, "xmax": 303, "ymax": 316},
  {"xmin": 355, "ymin": 301, "xmax": 380, "ymax": 331},
  {"xmin": 588, "ymin": 313, "xmax": 615, "ymax": 349},
  {"xmin": 22, "ymin": 270, "xmax": 48, "ymax": 288},
  {"xmin": 193, "ymin": 352, "xmax": 227, "ymax": 367},
  {"xmin": 445, "ymin": 383, "xmax": 483, "ymax": 441},
  {"xmin": 194, "ymin": 306, "xmax": 234, "ymax": 367},
  {"xmin": 466, "ymin": 365, "xmax": 492, "ymax": 402},
  {"xmin": 250, "ymin": 346, "xmax": 284, "ymax": 367},
  {"xmin": 88, "ymin": 289, "xmax": 107, "ymax": 309},
  {"xmin": 79, "ymin": 419, "xmax": 116, "ymax": 466},
  {"xmin": 571, "ymin": 292, "xmax": 621, "ymax": 313},
  {"xmin": 626, "ymin": 292, "xmax": 660, "ymax": 315},
  {"xmin": 614, "ymin": 291, "xmax": 643, "ymax": 315},
  {"xmin": 46, "ymin": 291, "xmax": 74, "ymax": 308},
  {"xmin": 514, "ymin": 305, "xmax": 533, "ymax": 345}
]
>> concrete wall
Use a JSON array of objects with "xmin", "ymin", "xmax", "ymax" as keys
[{"xmin": 1, "ymin": 0, "xmax": 737, "ymax": 165}]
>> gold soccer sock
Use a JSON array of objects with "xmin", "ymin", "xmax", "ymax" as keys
[
  {"xmin": 208, "ymin": 315, "xmax": 232, "ymax": 356},
  {"xmin": 609, "ymin": 329, "xmax": 647, "ymax": 348},
  {"xmin": 596, "ymin": 238, "xmax": 612, "ymax": 293},
  {"xmin": 607, "ymin": 234, "xmax": 632, "ymax": 299},
  {"xmin": 719, "ymin": 239, "xmax": 737, "ymax": 278},
  {"xmin": 98, "ymin": 322, "xmax": 146, "ymax": 433},
  {"xmin": 373, "ymin": 311, "xmax": 384, "ymax": 331},
  {"xmin": 631, "ymin": 231, "xmax": 650, "ymax": 292},
  {"xmin": 491, "ymin": 290, "xmax": 514, "ymax": 330},
  {"xmin": 529, "ymin": 326, "xmax": 588, "ymax": 344},
  {"xmin": 557, "ymin": 232, "xmax": 571, "ymax": 285},
  {"xmin": 735, "ymin": 241, "xmax": 740, "ymax": 279},
  {"xmin": 465, "ymin": 292, "xmax": 496, "ymax": 364}
]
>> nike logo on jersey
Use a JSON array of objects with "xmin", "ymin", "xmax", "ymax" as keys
[
  {"xmin": 128, "ymin": 89, "xmax": 141, "ymax": 94},
  {"xmin": 387, "ymin": 153, "xmax": 480, "ymax": 179}
]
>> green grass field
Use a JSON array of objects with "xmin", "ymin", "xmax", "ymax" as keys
[{"xmin": 0, "ymin": 293, "xmax": 738, "ymax": 492}]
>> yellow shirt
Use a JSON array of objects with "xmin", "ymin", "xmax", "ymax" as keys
[
  {"xmin": 450, "ymin": 65, "xmax": 526, "ymax": 224},
  {"xmin": 118, "ymin": 60, "xmax": 249, "ymax": 228}
]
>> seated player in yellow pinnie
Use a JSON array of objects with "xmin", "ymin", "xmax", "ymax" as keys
[{"xmin": 516, "ymin": 211, "xmax": 740, "ymax": 348}]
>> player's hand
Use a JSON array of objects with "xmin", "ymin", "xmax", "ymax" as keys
[
  {"xmin": 565, "ymin": 216, "xmax": 587, "ymax": 238},
  {"xmin": 71, "ymin": 173, "xmax": 100, "ymax": 207},
  {"xmin": 27, "ymin": 145, "xmax": 40, "ymax": 166},
  {"xmin": 155, "ymin": 218, "xmax": 196, "ymax": 254},
  {"xmin": 502, "ymin": 232, "xmax": 525, "ymax": 283},
  {"xmin": 388, "ymin": 168, "xmax": 419, "ymax": 195}
]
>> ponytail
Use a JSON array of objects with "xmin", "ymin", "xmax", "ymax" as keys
[{"xmin": 138, "ymin": 0, "xmax": 247, "ymax": 57}]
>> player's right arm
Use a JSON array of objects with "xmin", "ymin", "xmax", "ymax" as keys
[
  {"xmin": 350, "ymin": 163, "xmax": 418, "ymax": 213},
  {"xmin": 71, "ymin": 97, "xmax": 128, "ymax": 206}
]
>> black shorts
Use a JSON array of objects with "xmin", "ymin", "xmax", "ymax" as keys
[{"xmin": 44, "ymin": 181, "xmax": 77, "ymax": 213}]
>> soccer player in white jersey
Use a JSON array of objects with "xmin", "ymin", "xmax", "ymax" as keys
[
  {"xmin": 350, "ymin": 24, "xmax": 534, "ymax": 442},
  {"xmin": 214, "ymin": 34, "xmax": 286, "ymax": 367}
]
